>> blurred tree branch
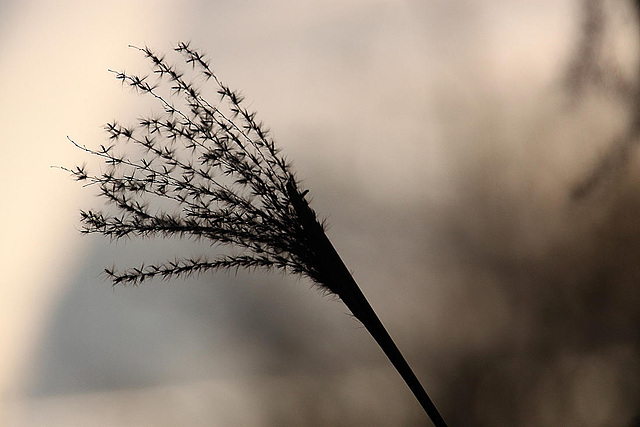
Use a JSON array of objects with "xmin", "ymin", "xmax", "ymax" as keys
[{"xmin": 570, "ymin": 0, "xmax": 640, "ymax": 199}]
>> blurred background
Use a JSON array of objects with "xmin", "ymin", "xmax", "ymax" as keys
[{"xmin": 1, "ymin": 0, "xmax": 639, "ymax": 425}]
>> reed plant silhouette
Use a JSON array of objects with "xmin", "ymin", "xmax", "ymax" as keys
[{"xmin": 63, "ymin": 42, "xmax": 447, "ymax": 426}]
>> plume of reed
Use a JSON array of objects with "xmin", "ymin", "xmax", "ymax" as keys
[{"xmin": 63, "ymin": 42, "xmax": 447, "ymax": 426}]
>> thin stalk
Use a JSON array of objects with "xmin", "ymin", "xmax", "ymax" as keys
[
  {"xmin": 332, "ymin": 247, "xmax": 448, "ymax": 426},
  {"xmin": 356, "ymin": 299, "xmax": 447, "ymax": 426},
  {"xmin": 287, "ymin": 180, "xmax": 448, "ymax": 426}
]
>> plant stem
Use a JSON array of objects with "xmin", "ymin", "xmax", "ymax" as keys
[
  {"xmin": 319, "ymin": 233, "xmax": 448, "ymax": 427},
  {"xmin": 287, "ymin": 181, "xmax": 447, "ymax": 426}
]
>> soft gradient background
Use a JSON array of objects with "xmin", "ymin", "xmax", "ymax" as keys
[{"xmin": 1, "ymin": 1, "xmax": 639, "ymax": 425}]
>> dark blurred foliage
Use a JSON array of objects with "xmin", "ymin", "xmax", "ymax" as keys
[
  {"xmin": 433, "ymin": 1, "xmax": 640, "ymax": 424},
  {"xmin": 570, "ymin": 0, "xmax": 640, "ymax": 199}
]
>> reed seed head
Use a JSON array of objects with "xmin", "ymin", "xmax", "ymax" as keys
[{"xmin": 65, "ymin": 43, "xmax": 331, "ymax": 292}]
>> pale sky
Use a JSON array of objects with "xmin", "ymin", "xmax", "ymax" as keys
[{"xmin": 3, "ymin": 1, "xmax": 638, "ymax": 426}]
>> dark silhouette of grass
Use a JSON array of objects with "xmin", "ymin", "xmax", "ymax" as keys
[{"xmin": 63, "ymin": 42, "xmax": 447, "ymax": 426}]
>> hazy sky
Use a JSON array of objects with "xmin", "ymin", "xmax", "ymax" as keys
[
  {"xmin": 0, "ymin": 0, "xmax": 568, "ymax": 395},
  {"xmin": 4, "ymin": 1, "xmax": 639, "ymax": 426}
]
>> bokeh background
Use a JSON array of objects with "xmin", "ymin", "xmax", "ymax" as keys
[{"xmin": 1, "ymin": 0, "xmax": 640, "ymax": 425}]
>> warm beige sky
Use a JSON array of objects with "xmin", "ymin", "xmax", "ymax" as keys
[
  {"xmin": 0, "ymin": 0, "xmax": 568, "ymax": 395},
  {"xmin": 0, "ymin": 0, "xmax": 182, "ymax": 403},
  {"xmin": 0, "ymin": 0, "xmax": 571, "ymax": 400},
  {"xmin": 6, "ymin": 1, "xmax": 638, "ymax": 426}
]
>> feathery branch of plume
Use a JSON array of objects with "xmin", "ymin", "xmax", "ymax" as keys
[{"xmin": 65, "ymin": 42, "xmax": 447, "ymax": 426}]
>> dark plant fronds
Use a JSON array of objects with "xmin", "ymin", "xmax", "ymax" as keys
[
  {"xmin": 67, "ymin": 43, "xmax": 321, "ymax": 289},
  {"xmin": 67, "ymin": 43, "xmax": 448, "ymax": 426}
]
